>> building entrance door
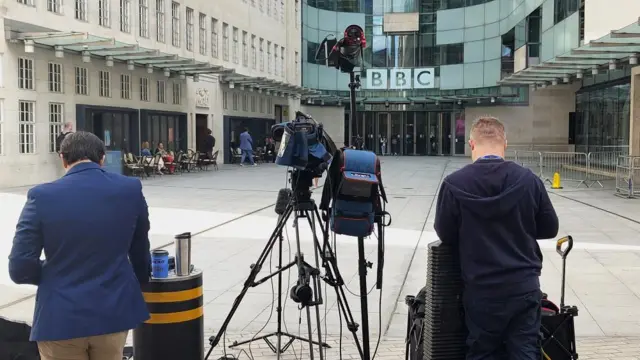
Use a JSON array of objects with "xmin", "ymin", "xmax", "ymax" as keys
[
  {"xmin": 405, "ymin": 113, "xmax": 415, "ymax": 155},
  {"xmin": 363, "ymin": 113, "xmax": 375, "ymax": 151},
  {"xmin": 453, "ymin": 112, "xmax": 466, "ymax": 155},
  {"xmin": 377, "ymin": 113, "xmax": 390, "ymax": 155},
  {"xmin": 427, "ymin": 113, "xmax": 439, "ymax": 155},
  {"xmin": 440, "ymin": 112, "xmax": 452, "ymax": 156},
  {"xmin": 390, "ymin": 112, "xmax": 403, "ymax": 155},
  {"xmin": 415, "ymin": 112, "xmax": 427, "ymax": 155}
]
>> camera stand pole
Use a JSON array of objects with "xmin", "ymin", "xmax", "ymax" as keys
[
  {"xmin": 348, "ymin": 71, "xmax": 360, "ymax": 147},
  {"xmin": 357, "ymin": 236, "xmax": 372, "ymax": 360}
]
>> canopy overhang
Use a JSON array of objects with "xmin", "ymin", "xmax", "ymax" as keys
[
  {"xmin": 302, "ymin": 94, "xmax": 518, "ymax": 106},
  {"xmin": 498, "ymin": 18, "xmax": 640, "ymax": 87},
  {"xmin": 12, "ymin": 31, "xmax": 234, "ymax": 77},
  {"xmin": 219, "ymin": 74, "xmax": 319, "ymax": 97}
]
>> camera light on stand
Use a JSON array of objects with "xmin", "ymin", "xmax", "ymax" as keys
[
  {"xmin": 563, "ymin": 76, "xmax": 570, "ymax": 83},
  {"xmin": 609, "ymin": 61, "xmax": 616, "ymax": 70},
  {"xmin": 630, "ymin": 55, "xmax": 638, "ymax": 65},
  {"xmin": 127, "ymin": 61, "xmax": 135, "ymax": 71},
  {"xmin": 552, "ymin": 79, "xmax": 558, "ymax": 86},
  {"xmin": 105, "ymin": 56, "xmax": 114, "ymax": 67},
  {"xmin": 146, "ymin": 64, "xmax": 153, "ymax": 74},
  {"xmin": 82, "ymin": 51, "xmax": 91, "ymax": 63},
  {"xmin": 591, "ymin": 67, "xmax": 598, "ymax": 75},
  {"xmin": 193, "ymin": 74, "xmax": 200, "ymax": 82},
  {"xmin": 491, "ymin": 97, "xmax": 496, "ymax": 103},
  {"xmin": 179, "ymin": 72, "xmax": 186, "ymax": 80},
  {"xmin": 24, "ymin": 40, "xmax": 35, "ymax": 53},
  {"xmin": 54, "ymin": 46, "xmax": 64, "ymax": 58},
  {"xmin": 576, "ymin": 71, "xmax": 583, "ymax": 79},
  {"xmin": 163, "ymin": 69, "xmax": 170, "ymax": 77}
]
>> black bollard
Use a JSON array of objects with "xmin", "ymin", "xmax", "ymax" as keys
[{"xmin": 133, "ymin": 269, "xmax": 204, "ymax": 360}]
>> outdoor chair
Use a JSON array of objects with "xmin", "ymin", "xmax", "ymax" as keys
[{"xmin": 124, "ymin": 153, "xmax": 145, "ymax": 178}]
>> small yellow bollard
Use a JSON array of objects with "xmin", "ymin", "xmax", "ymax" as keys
[{"xmin": 551, "ymin": 172, "xmax": 563, "ymax": 189}]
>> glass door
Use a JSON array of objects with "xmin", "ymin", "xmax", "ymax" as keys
[
  {"xmin": 427, "ymin": 112, "xmax": 439, "ymax": 155},
  {"xmin": 377, "ymin": 113, "xmax": 390, "ymax": 155},
  {"xmin": 454, "ymin": 112, "xmax": 466, "ymax": 155},
  {"xmin": 404, "ymin": 113, "xmax": 415, "ymax": 155},
  {"xmin": 440, "ymin": 112, "xmax": 452, "ymax": 156},
  {"xmin": 390, "ymin": 112, "xmax": 403, "ymax": 155},
  {"xmin": 415, "ymin": 112, "xmax": 427, "ymax": 155},
  {"xmin": 364, "ymin": 112, "xmax": 375, "ymax": 151}
]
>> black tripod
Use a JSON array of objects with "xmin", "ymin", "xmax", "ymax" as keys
[{"xmin": 206, "ymin": 172, "xmax": 367, "ymax": 360}]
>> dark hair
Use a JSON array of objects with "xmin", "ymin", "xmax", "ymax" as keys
[
  {"xmin": 207, "ymin": 128, "xmax": 212, "ymax": 135},
  {"xmin": 59, "ymin": 131, "xmax": 106, "ymax": 165}
]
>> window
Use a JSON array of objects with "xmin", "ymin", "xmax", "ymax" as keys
[
  {"xmin": 17, "ymin": 0, "xmax": 35, "ymax": 5},
  {"xmin": 242, "ymin": 94, "xmax": 248, "ymax": 111},
  {"xmin": 157, "ymin": 80, "xmax": 166, "ymax": 103},
  {"xmin": 140, "ymin": 78, "xmax": 149, "ymax": 101},
  {"xmin": 75, "ymin": 67, "xmax": 88, "ymax": 95},
  {"xmin": 295, "ymin": 0, "xmax": 300, "ymax": 28},
  {"xmin": 259, "ymin": 39, "xmax": 264, "ymax": 71},
  {"xmin": 259, "ymin": 0, "xmax": 263, "ymax": 12},
  {"xmin": 232, "ymin": 27, "xmax": 239, "ymax": 64},
  {"xmin": 280, "ymin": 47, "xmax": 285, "ymax": 78},
  {"xmin": 47, "ymin": 0, "xmax": 62, "ymax": 13},
  {"xmin": 199, "ymin": 13, "xmax": 207, "ymax": 55},
  {"xmin": 139, "ymin": 0, "xmax": 149, "ymax": 37},
  {"xmin": 251, "ymin": 35, "xmax": 257, "ymax": 69},
  {"xmin": 554, "ymin": 0, "xmax": 578, "ymax": 24},
  {"xmin": 280, "ymin": 0, "xmax": 284, "ymax": 23},
  {"xmin": 273, "ymin": 43, "xmax": 278, "ymax": 76},
  {"xmin": 223, "ymin": 92, "xmax": 228, "ymax": 109},
  {"xmin": 75, "ymin": 0, "xmax": 88, "ymax": 20},
  {"xmin": 18, "ymin": 58, "xmax": 34, "ymax": 90},
  {"xmin": 267, "ymin": 97, "xmax": 272, "ymax": 114},
  {"xmin": 259, "ymin": 97, "xmax": 265, "ymax": 113},
  {"xmin": 267, "ymin": 41, "xmax": 272, "ymax": 74},
  {"xmin": 18, "ymin": 101, "xmax": 35, "ymax": 154},
  {"xmin": 48, "ymin": 62, "xmax": 63, "ymax": 93},
  {"xmin": 266, "ymin": 0, "xmax": 270, "ymax": 15},
  {"xmin": 250, "ymin": 95, "xmax": 256, "ymax": 112},
  {"xmin": 171, "ymin": 2, "xmax": 181, "ymax": 47},
  {"xmin": 172, "ymin": 83, "xmax": 181, "ymax": 104},
  {"xmin": 186, "ymin": 7, "xmax": 194, "ymax": 51},
  {"xmin": 99, "ymin": 71, "xmax": 111, "ymax": 97},
  {"xmin": 441, "ymin": 43, "xmax": 464, "ymax": 65},
  {"xmin": 99, "ymin": 0, "xmax": 111, "ymax": 27},
  {"xmin": 232, "ymin": 93, "xmax": 239, "ymax": 110},
  {"xmin": 273, "ymin": 0, "xmax": 278, "ymax": 19},
  {"xmin": 120, "ymin": 74, "xmax": 131, "ymax": 99},
  {"xmin": 120, "ymin": 0, "xmax": 131, "ymax": 33},
  {"xmin": 242, "ymin": 31, "xmax": 248, "ymax": 67},
  {"xmin": 48, "ymin": 103, "xmax": 64, "ymax": 153},
  {"xmin": 156, "ymin": 0, "xmax": 165, "ymax": 42},
  {"xmin": 211, "ymin": 18, "xmax": 219, "ymax": 58},
  {"xmin": 222, "ymin": 23, "xmax": 229, "ymax": 61}
]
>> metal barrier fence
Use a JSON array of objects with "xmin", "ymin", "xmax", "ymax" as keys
[
  {"xmin": 511, "ymin": 150, "xmax": 623, "ymax": 188},
  {"xmin": 615, "ymin": 156, "xmax": 640, "ymax": 198}
]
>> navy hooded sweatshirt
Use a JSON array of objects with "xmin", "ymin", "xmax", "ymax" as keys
[{"xmin": 434, "ymin": 158, "xmax": 559, "ymax": 297}]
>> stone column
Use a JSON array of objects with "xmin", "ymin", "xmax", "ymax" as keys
[{"xmin": 629, "ymin": 66, "xmax": 640, "ymax": 156}]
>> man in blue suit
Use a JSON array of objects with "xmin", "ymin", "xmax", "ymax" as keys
[
  {"xmin": 239, "ymin": 127, "xmax": 257, "ymax": 166},
  {"xmin": 9, "ymin": 131, "xmax": 151, "ymax": 360}
]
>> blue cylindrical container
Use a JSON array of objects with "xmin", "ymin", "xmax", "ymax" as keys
[{"xmin": 151, "ymin": 249, "xmax": 169, "ymax": 279}]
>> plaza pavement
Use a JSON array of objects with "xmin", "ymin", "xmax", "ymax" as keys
[{"xmin": 1, "ymin": 157, "xmax": 640, "ymax": 359}]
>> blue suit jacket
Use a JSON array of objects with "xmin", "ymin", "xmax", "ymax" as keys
[
  {"xmin": 8, "ymin": 162, "xmax": 151, "ymax": 341},
  {"xmin": 239, "ymin": 131, "xmax": 253, "ymax": 151}
]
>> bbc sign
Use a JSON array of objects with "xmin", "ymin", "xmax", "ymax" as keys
[{"xmin": 365, "ymin": 68, "xmax": 435, "ymax": 90}]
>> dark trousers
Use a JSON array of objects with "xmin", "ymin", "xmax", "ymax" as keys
[{"xmin": 464, "ymin": 289, "xmax": 542, "ymax": 360}]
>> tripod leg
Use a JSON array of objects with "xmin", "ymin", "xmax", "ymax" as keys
[
  {"xmin": 206, "ymin": 206, "xmax": 293, "ymax": 360},
  {"xmin": 276, "ymin": 231, "xmax": 284, "ymax": 360},
  {"xmin": 294, "ymin": 212, "xmax": 315, "ymax": 360},
  {"xmin": 307, "ymin": 211, "xmax": 325, "ymax": 360},
  {"xmin": 357, "ymin": 236, "xmax": 371, "ymax": 360}
]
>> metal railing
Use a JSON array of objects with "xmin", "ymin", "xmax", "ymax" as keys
[
  {"xmin": 615, "ymin": 156, "xmax": 640, "ymax": 198},
  {"xmin": 540, "ymin": 152, "xmax": 588, "ymax": 187}
]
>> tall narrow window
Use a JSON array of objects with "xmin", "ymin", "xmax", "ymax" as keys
[
  {"xmin": 267, "ymin": 41, "xmax": 272, "ymax": 74},
  {"xmin": 280, "ymin": 47, "xmax": 285, "ymax": 78},
  {"xmin": 140, "ymin": 78, "xmax": 150, "ymax": 101},
  {"xmin": 280, "ymin": 0, "xmax": 284, "ymax": 23},
  {"xmin": 48, "ymin": 103, "xmax": 64, "ymax": 153},
  {"xmin": 17, "ymin": 0, "xmax": 35, "ymax": 5},
  {"xmin": 251, "ymin": 35, "xmax": 257, "ymax": 69},
  {"xmin": 75, "ymin": 0, "xmax": 88, "ymax": 21},
  {"xmin": 185, "ymin": 8, "xmax": 194, "ymax": 51},
  {"xmin": 172, "ymin": 83, "xmax": 181, "ymax": 105},
  {"xmin": 273, "ymin": 0, "xmax": 278, "ymax": 20},
  {"xmin": 75, "ymin": 67, "xmax": 88, "ymax": 95},
  {"xmin": 99, "ymin": 0, "xmax": 111, "ymax": 27},
  {"xmin": 156, "ymin": 0, "xmax": 165, "ymax": 42},
  {"xmin": 273, "ymin": 43, "xmax": 278, "ymax": 76},
  {"xmin": 211, "ymin": 18, "xmax": 219, "ymax": 58},
  {"xmin": 266, "ymin": 0, "xmax": 270, "ymax": 15},
  {"xmin": 222, "ymin": 23, "xmax": 229, "ymax": 61},
  {"xmin": 259, "ymin": 39, "xmax": 264, "ymax": 71},
  {"xmin": 295, "ymin": 0, "xmax": 300, "ymax": 28},
  {"xmin": 223, "ymin": 92, "xmax": 228, "ymax": 110},
  {"xmin": 120, "ymin": 74, "xmax": 131, "ymax": 99},
  {"xmin": 48, "ymin": 62, "xmax": 63, "ymax": 93},
  {"xmin": 99, "ymin": 71, "xmax": 111, "ymax": 97},
  {"xmin": 294, "ymin": 51, "xmax": 299, "ymax": 81},
  {"xmin": 120, "ymin": 0, "xmax": 131, "ymax": 33},
  {"xmin": 18, "ymin": 58, "xmax": 34, "ymax": 90},
  {"xmin": 139, "ymin": 0, "xmax": 149, "ymax": 37},
  {"xmin": 157, "ymin": 80, "xmax": 166, "ymax": 103},
  {"xmin": 19, "ymin": 100, "xmax": 35, "ymax": 154},
  {"xmin": 171, "ymin": 2, "xmax": 181, "ymax": 47},
  {"xmin": 47, "ymin": 0, "xmax": 62, "ymax": 14},
  {"xmin": 199, "ymin": 13, "xmax": 207, "ymax": 55},
  {"xmin": 232, "ymin": 27, "xmax": 239, "ymax": 64},
  {"xmin": 242, "ymin": 31, "xmax": 248, "ymax": 67}
]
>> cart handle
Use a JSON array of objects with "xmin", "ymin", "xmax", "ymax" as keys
[{"xmin": 556, "ymin": 235, "xmax": 573, "ymax": 259}]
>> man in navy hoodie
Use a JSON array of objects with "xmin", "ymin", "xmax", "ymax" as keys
[{"xmin": 434, "ymin": 116, "xmax": 559, "ymax": 360}]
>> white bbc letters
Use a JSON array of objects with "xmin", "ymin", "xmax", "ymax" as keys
[{"xmin": 366, "ymin": 68, "xmax": 435, "ymax": 89}]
